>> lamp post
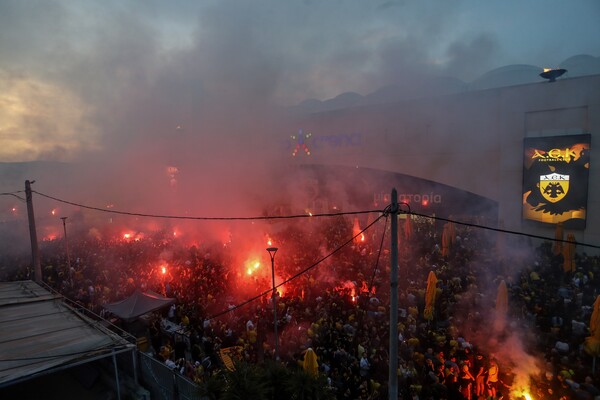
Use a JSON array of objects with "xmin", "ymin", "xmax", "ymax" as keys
[
  {"xmin": 266, "ymin": 247, "xmax": 279, "ymax": 361},
  {"xmin": 60, "ymin": 217, "xmax": 71, "ymax": 273}
]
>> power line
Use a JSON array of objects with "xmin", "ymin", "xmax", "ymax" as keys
[
  {"xmin": 28, "ymin": 188, "xmax": 600, "ymax": 248},
  {"xmin": 32, "ymin": 190, "xmax": 383, "ymax": 221},
  {"xmin": 205, "ymin": 212, "xmax": 388, "ymax": 321},
  {"xmin": 406, "ymin": 210, "xmax": 600, "ymax": 250},
  {"xmin": 18, "ymin": 188, "xmax": 600, "ymax": 321},
  {"xmin": 0, "ymin": 191, "xmax": 26, "ymax": 202},
  {"xmin": 369, "ymin": 213, "xmax": 388, "ymax": 293}
]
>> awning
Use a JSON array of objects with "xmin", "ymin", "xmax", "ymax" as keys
[{"xmin": 103, "ymin": 289, "xmax": 175, "ymax": 321}]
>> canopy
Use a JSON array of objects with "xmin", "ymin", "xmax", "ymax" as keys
[
  {"xmin": 404, "ymin": 214, "xmax": 413, "ymax": 240},
  {"xmin": 584, "ymin": 295, "xmax": 600, "ymax": 357},
  {"xmin": 494, "ymin": 280, "xmax": 508, "ymax": 332},
  {"xmin": 103, "ymin": 289, "xmax": 175, "ymax": 321},
  {"xmin": 424, "ymin": 271, "xmax": 438, "ymax": 321},
  {"xmin": 303, "ymin": 348, "xmax": 319, "ymax": 377},
  {"xmin": 441, "ymin": 224, "xmax": 451, "ymax": 257},
  {"xmin": 552, "ymin": 222, "xmax": 564, "ymax": 256}
]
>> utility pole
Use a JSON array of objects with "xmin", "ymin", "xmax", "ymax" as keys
[
  {"xmin": 389, "ymin": 188, "xmax": 399, "ymax": 400},
  {"xmin": 25, "ymin": 180, "xmax": 42, "ymax": 283},
  {"xmin": 61, "ymin": 217, "xmax": 71, "ymax": 272},
  {"xmin": 267, "ymin": 247, "xmax": 279, "ymax": 361}
]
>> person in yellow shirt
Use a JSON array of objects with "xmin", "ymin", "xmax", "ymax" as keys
[
  {"xmin": 180, "ymin": 314, "xmax": 190, "ymax": 327},
  {"xmin": 486, "ymin": 358, "xmax": 499, "ymax": 398}
]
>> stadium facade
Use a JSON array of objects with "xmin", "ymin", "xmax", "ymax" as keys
[{"xmin": 280, "ymin": 61, "xmax": 600, "ymax": 251}]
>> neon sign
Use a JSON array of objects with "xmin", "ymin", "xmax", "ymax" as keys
[
  {"xmin": 291, "ymin": 129, "xmax": 312, "ymax": 156},
  {"xmin": 285, "ymin": 130, "xmax": 363, "ymax": 156}
]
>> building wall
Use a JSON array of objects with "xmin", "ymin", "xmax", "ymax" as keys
[{"xmin": 289, "ymin": 74, "xmax": 600, "ymax": 251}]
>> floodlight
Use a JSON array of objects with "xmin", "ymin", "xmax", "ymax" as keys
[{"xmin": 540, "ymin": 68, "xmax": 567, "ymax": 82}]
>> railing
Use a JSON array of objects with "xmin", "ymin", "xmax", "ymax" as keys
[
  {"xmin": 39, "ymin": 281, "xmax": 203, "ymax": 399},
  {"xmin": 138, "ymin": 352, "xmax": 203, "ymax": 400}
]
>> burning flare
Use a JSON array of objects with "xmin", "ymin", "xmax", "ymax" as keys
[{"xmin": 246, "ymin": 260, "xmax": 261, "ymax": 276}]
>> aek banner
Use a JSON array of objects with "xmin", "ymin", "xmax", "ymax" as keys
[{"xmin": 522, "ymin": 134, "xmax": 591, "ymax": 228}]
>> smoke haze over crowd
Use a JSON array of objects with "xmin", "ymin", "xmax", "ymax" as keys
[
  {"xmin": 0, "ymin": 1, "xmax": 599, "ymax": 253},
  {"xmin": 1, "ymin": 0, "xmax": 599, "ymax": 161}
]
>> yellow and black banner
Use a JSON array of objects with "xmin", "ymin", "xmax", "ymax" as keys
[{"xmin": 522, "ymin": 134, "xmax": 590, "ymax": 228}]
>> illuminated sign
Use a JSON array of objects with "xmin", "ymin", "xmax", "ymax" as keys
[
  {"xmin": 522, "ymin": 134, "xmax": 590, "ymax": 228},
  {"xmin": 291, "ymin": 129, "xmax": 312, "ymax": 156},
  {"xmin": 312, "ymin": 132, "xmax": 363, "ymax": 149},
  {"xmin": 284, "ymin": 130, "xmax": 363, "ymax": 156},
  {"xmin": 374, "ymin": 192, "xmax": 442, "ymax": 206}
]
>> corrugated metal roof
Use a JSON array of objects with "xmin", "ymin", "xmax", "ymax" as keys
[{"xmin": 0, "ymin": 281, "xmax": 135, "ymax": 387}]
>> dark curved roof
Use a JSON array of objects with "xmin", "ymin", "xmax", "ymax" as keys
[
  {"xmin": 291, "ymin": 54, "xmax": 599, "ymax": 114},
  {"xmin": 469, "ymin": 64, "xmax": 543, "ymax": 90},
  {"xmin": 103, "ymin": 289, "xmax": 175, "ymax": 321},
  {"xmin": 560, "ymin": 54, "xmax": 600, "ymax": 77}
]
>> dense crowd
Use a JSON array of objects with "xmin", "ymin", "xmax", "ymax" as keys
[{"xmin": 2, "ymin": 213, "xmax": 600, "ymax": 399}]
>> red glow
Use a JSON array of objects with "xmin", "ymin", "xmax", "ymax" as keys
[
  {"xmin": 51, "ymin": 209, "xmax": 57, "ymax": 216},
  {"xmin": 121, "ymin": 231, "xmax": 144, "ymax": 241},
  {"xmin": 353, "ymin": 218, "xmax": 362, "ymax": 243},
  {"xmin": 360, "ymin": 281, "xmax": 371, "ymax": 294},
  {"xmin": 221, "ymin": 229, "xmax": 232, "ymax": 247},
  {"xmin": 161, "ymin": 266, "xmax": 167, "ymax": 274},
  {"xmin": 43, "ymin": 234, "xmax": 57, "ymax": 241},
  {"xmin": 335, "ymin": 280, "xmax": 357, "ymax": 302},
  {"xmin": 246, "ymin": 260, "xmax": 261, "ymax": 276},
  {"xmin": 511, "ymin": 389, "xmax": 533, "ymax": 400},
  {"xmin": 11, "ymin": 207, "xmax": 17, "ymax": 212},
  {"xmin": 277, "ymin": 284, "xmax": 287, "ymax": 298},
  {"xmin": 422, "ymin": 198, "xmax": 429, "ymax": 206}
]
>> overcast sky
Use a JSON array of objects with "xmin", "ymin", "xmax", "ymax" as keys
[{"xmin": 0, "ymin": 0, "xmax": 599, "ymax": 163}]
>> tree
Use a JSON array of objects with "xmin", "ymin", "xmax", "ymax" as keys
[
  {"xmin": 222, "ymin": 360, "xmax": 268, "ymax": 400},
  {"xmin": 263, "ymin": 360, "xmax": 291, "ymax": 400},
  {"xmin": 283, "ymin": 365, "xmax": 335, "ymax": 400},
  {"xmin": 197, "ymin": 371, "xmax": 226, "ymax": 400}
]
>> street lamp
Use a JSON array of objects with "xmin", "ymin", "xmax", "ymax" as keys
[
  {"xmin": 60, "ymin": 217, "xmax": 71, "ymax": 274},
  {"xmin": 266, "ymin": 246, "xmax": 279, "ymax": 360}
]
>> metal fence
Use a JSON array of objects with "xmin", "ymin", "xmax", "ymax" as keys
[{"xmin": 138, "ymin": 352, "xmax": 203, "ymax": 400}]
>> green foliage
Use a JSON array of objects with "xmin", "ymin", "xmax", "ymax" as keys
[
  {"xmin": 284, "ymin": 367, "xmax": 335, "ymax": 400},
  {"xmin": 196, "ymin": 360, "xmax": 334, "ymax": 400},
  {"xmin": 222, "ymin": 360, "xmax": 268, "ymax": 400},
  {"xmin": 263, "ymin": 360, "xmax": 291, "ymax": 400},
  {"xmin": 197, "ymin": 371, "xmax": 226, "ymax": 400}
]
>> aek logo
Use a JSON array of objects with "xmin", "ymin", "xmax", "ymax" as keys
[
  {"xmin": 532, "ymin": 148, "xmax": 578, "ymax": 162},
  {"xmin": 539, "ymin": 173, "xmax": 569, "ymax": 203}
]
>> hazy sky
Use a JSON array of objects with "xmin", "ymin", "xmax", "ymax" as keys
[{"xmin": 0, "ymin": 0, "xmax": 599, "ymax": 162}]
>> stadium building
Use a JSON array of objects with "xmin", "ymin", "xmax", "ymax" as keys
[{"xmin": 279, "ymin": 55, "xmax": 600, "ymax": 250}]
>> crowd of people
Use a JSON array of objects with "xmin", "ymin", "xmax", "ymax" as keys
[{"xmin": 1, "ymin": 212, "xmax": 600, "ymax": 399}]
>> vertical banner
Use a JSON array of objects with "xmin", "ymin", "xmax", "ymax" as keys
[{"xmin": 522, "ymin": 134, "xmax": 591, "ymax": 228}]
